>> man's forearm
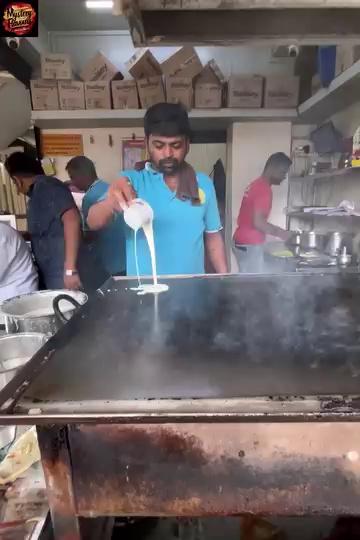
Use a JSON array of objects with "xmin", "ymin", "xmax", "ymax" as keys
[
  {"xmin": 62, "ymin": 208, "xmax": 81, "ymax": 270},
  {"xmin": 87, "ymin": 199, "xmax": 115, "ymax": 230},
  {"xmin": 254, "ymin": 212, "xmax": 288, "ymax": 240},
  {"xmin": 262, "ymin": 222, "xmax": 288, "ymax": 239},
  {"xmin": 205, "ymin": 232, "xmax": 228, "ymax": 274}
]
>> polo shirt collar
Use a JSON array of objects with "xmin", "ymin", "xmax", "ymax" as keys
[{"xmin": 145, "ymin": 162, "xmax": 160, "ymax": 175}]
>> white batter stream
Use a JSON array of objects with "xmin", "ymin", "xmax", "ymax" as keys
[{"xmin": 125, "ymin": 200, "xmax": 168, "ymax": 296}]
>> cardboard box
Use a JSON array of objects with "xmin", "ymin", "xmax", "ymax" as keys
[
  {"xmin": 137, "ymin": 76, "xmax": 165, "ymax": 109},
  {"xmin": 165, "ymin": 76, "xmax": 193, "ymax": 110},
  {"xmin": 194, "ymin": 60, "xmax": 224, "ymax": 108},
  {"xmin": 58, "ymin": 81, "xmax": 85, "ymax": 110},
  {"xmin": 264, "ymin": 76, "xmax": 299, "ymax": 108},
  {"xmin": 198, "ymin": 60, "xmax": 225, "ymax": 85},
  {"xmin": 227, "ymin": 76, "xmax": 263, "ymax": 108},
  {"xmin": 111, "ymin": 80, "xmax": 139, "ymax": 109},
  {"xmin": 30, "ymin": 80, "xmax": 59, "ymax": 110},
  {"xmin": 126, "ymin": 49, "xmax": 162, "ymax": 80},
  {"xmin": 161, "ymin": 46, "xmax": 203, "ymax": 80},
  {"xmin": 81, "ymin": 52, "xmax": 123, "ymax": 82},
  {"xmin": 41, "ymin": 54, "xmax": 72, "ymax": 80},
  {"xmin": 85, "ymin": 81, "xmax": 111, "ymax": 109},
  {"xmin": 195, "ymin": 83, "xmax": 222, "ymax": 109},
  {"xmin": 335, "ymin": 45, "xmax": 360, "ymax": 76}
]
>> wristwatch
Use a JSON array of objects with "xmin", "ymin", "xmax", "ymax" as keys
[{"xmin": 65, "ymin": 269, "xmax": 78, "ymax": 277}]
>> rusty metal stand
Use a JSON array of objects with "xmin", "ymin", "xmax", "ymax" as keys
[{"xmin": 37, "ymin": 425, "xmax": 81, "ymax": 540}]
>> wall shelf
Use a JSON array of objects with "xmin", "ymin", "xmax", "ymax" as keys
[
  {"xmin": 287, "ymin": 211, "xmax": 359, "ymax": 219},
  {"xmin": 290, "ymin": 168, "xmax": 360, "ymax": 183},
  {"xmin": 298, "ymin": 59, "xmax": 360, "ymax": 124},
  {"xmin": 31, "ymin": 108, "xmax": 298, "ymax": 130}
]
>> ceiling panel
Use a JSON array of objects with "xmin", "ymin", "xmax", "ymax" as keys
[{"xmin": 39, "ymin": 0, "xmax": 128, "ymax": 32}]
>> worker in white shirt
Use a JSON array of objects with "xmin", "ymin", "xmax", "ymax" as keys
[{"xmin": 0, "ymin": 222, "xmax": 38, "ymax": 302}]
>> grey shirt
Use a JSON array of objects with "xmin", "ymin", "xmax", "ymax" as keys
[{"xmin": 0, "ymin": 222, "xmax": 38, "ymax": 302}]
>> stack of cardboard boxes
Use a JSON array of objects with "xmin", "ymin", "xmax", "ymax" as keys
[
  {"xmin": 126, "ymin": 48, "xmax": 164, "ymax": 109},
  {"xmin": 31, "ymin": 54, "xmax": 72, "ymax": 110},
  {"xmin": 81, "ymin": 52, "xmax": 123, "ymax": 109},
  {"xmin": 264, "ymin": 76, "xmax": 299, "ymax": 108},
  {"xmin": 31, "ymin": 51, "xmax": 124, "ymax": 111},
  {"xmin": 30, "ymin": 48, "xmax": 300, "ymax": 112},
  {"xmin": 227, "ymin": 76, "xmax": 263, "ymax": 108},
  {"xmin": 195, "ymin": 60, "xmax": 224, "ymax": 109},
  {"xmin": 162, "ymin": 46, "xmax": 203, "ymax": 110}
]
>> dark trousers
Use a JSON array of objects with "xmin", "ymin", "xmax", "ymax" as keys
[{"xmin": 37, "ymin": 243, "xmax": 110, "ymax": 294}]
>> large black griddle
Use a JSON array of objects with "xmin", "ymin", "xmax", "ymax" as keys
[{"xmin": 1, "ymin": 273, "xmax": 360, "ymax": 422}]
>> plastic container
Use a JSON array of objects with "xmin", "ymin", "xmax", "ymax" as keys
[
  {"xmin": 318, "ymin": 46, "xmax": 336, "ymax": 87},
  {"xmin": 123, "ymin": 199, "xmax": 154, "ymax": 231}
]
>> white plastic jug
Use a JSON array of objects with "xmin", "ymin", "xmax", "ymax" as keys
[{"xmin": 123, "ymin": 199, "xmax": 154, "ymax": 231}]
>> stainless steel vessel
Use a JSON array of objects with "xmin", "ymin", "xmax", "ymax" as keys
[
  {"xmin": 0, "ymin": 290, "xmax": 88, "ymax": 335},
  {"xmin": 288, "ymin": 231, "xmax": 326, "ymax": 251},
  {"xmin": 325, "ymin": 232, "xmax": 353, "ymax": 257},
  {"xmin": 0, "ymin": 333, "xmax": 47, "ymax": 389},
  {"xmin": 338, "ymin": 246, "xmax": 352, "ymax": 267},
  {"xmin": 0, "ymin": 333, "xmax": 46, "ymax": 449},
  {"xmin": 300, "ymin": 231, "xmax": 326, "ymax": 251}
]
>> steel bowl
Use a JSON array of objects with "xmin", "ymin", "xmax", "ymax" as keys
[
  {"xmin": 0, "ymin": 333, "xmax": 47, "ymax": 451},
  {"xmin": 0, "ymin": 290, "xmax": 88, "ymax": 335}
]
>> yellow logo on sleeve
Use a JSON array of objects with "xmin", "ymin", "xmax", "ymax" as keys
[{"xmin": 198, "ymin": 188, "xmax": 206, "ymax": 205}]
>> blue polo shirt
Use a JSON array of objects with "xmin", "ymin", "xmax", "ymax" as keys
[
  {"xmin": 82, "ymin": 180, "xmax": 126, "ymax": 275},
  {"xmin": 120, "ymin": 164, "xmax": 222, "ymax": 276}
]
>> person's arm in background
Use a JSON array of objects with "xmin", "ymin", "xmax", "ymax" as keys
[
  {"xmin": 205, "ymin": 231, "xmax": 228, "ymax": 273},
  {"xmin": 253, "ymin": 211, "xmax": 289, "ymax": 241},
  {"xmin": 87, "ymin": 177, "xmax": 136, "ymax": 230},
  {"xmin": 251, "ymin": 184, "xmax": 290, "ymax": 242},
  {"xmin": 62, "ymin": 208, "xmax": 82, "ymax": 289},
  {"xmin": 204, "ymin": 177, "xmax": 228, "ymax": 274}
]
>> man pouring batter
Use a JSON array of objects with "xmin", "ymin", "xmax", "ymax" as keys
[{"xmin": 86, "ymin": 103, "xmax": 228, "ymax": 276}]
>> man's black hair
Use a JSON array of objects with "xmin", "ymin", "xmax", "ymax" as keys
[
  {"xmin": 4, "ymin": 152, "xmax": 44, "ymax": 177},
  {"xmin": 144, "ymin": 102, "xmax": 191, "ymax": 138},
  {"xmin": 66, "ymin": 155, "xmax": 97, "ymax": 179},
  {"xmin": 263, "ymin": 152, "xmax": 292, "ymax": 173}
]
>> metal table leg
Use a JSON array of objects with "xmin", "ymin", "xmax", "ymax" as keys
[{"xmin": 37, "ymin": 425, "xmax": 81, "ymax": 540}]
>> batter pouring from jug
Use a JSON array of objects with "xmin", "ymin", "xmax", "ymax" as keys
[{"xmin": 87, "ymin": 103, "xmax": 228, "ymax": 277}]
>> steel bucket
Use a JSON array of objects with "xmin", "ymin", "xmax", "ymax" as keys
[
  {"xmin": 0, "ymin": 290, "xmax": 88, "ymax": 335},
  {"xmin": 0, "ymin": 333, "xmax": 47, "ymax": 451}
]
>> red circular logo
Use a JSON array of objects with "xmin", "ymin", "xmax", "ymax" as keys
[{"xmin": 3, "ymin": 2, "xmax": 37, "ymax": 36}]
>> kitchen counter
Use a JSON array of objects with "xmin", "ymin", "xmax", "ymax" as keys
[
  {"xmin": 2, "ymin": 274, "xmax": 360, "ymax": 539},
  {"xmin": 296, "ymin": 264, "xmax": 359, "ymax": 274}
]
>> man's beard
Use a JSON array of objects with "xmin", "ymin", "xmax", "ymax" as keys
[{"xmin": 157, "ymin": 158, "xmax": 181, "ymax": 175}]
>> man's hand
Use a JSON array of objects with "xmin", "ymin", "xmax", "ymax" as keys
[
  {"xmin": 64, "ymin": 272, "xmax": 82, "ymax": 290},
  {"xmin": 107, "ymin": 177, "xmax": 136, "ymax": 211},
  {"xmin": 278, "ymin": 229, "xmax": 292, "ymax": 242}
]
